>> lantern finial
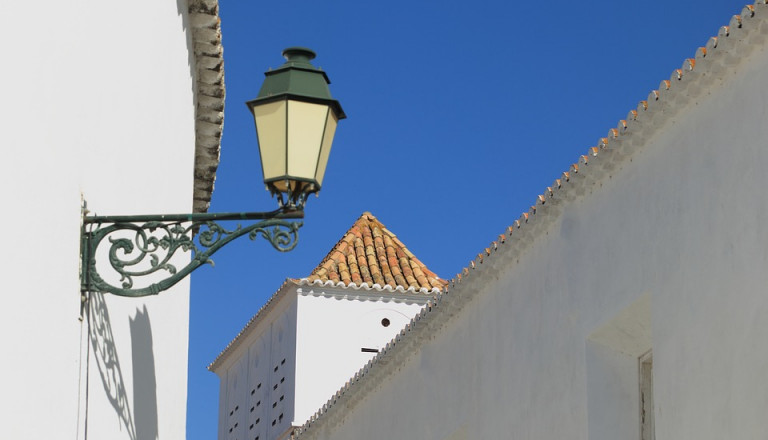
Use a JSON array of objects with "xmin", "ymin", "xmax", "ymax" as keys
[{"xmin": 282, "ymin": 47, "xmax": 316, "ymax": 63}]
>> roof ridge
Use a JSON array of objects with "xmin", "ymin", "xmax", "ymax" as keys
[
  {"xmin": 443, "ymin": 0, "xmax": 768, "ymax": 288},
  {"xmin": 291, "ymin": 3, "xmax": 768, "ymax": 437}
]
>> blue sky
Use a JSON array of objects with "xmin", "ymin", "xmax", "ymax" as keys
[{"xmin": 187, "ymin": 1, "xmax": 745, "ymax": 437}]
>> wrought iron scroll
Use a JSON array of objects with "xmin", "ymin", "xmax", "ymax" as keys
[{"xmin": 81, "ymin": 213, "xmax": 302, "ymax": 297}]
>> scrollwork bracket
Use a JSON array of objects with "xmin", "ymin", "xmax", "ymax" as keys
[{"xmin": 80, "ymin": 208, "xmax": 303, "ymax": 297}]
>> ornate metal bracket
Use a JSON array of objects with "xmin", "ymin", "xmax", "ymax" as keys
[{"xmin": 80, "ymin": 208, "xmax": 304, "ymax": 297}]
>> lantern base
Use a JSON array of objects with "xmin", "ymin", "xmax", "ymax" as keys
[{"xmin": 267, "ymin": 180, "xmax": 319, "ymax": 209}]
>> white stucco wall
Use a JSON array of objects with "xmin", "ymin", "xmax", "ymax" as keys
[
  {"xmin": 0, "ymin": 1, "xmax": 196, "ymax": 439},
  {"xmin": 214, "ymin": 288, "xmax": 299, "ymax": 440},
  {"xmin": 294, "ymin": 290, "xmax": 428, "ymax": 426},
  {"xmin": 212, "ymin": 285, "xmax": 429, "ymax": 440},
  {"xmin": 298, "ymin": 18, "xmax": 768, "ymax": 440}
]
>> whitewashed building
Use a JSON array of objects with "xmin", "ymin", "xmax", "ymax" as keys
[
  {"xmin": 210, "ymin": 212, "xmax": 446, "ymax": 440},
  {"xmin": 0, "ymin": 1, "xmax": 223, "ymax": 438},
  {"xmin": 217, "ymin": 3, "xmax": 768, "ymax": 440}
]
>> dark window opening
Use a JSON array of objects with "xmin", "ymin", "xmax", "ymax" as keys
[
  {"xmin": 361, "ymin": 347, "xmax": 379, "ymax": 353},
  {"xmin": 381, "ymin": 318, "xmax": 391, "ymax": 327},
  {"xmin": 640, "ymin": 352, "xmax": 655, "ymax": 440}
]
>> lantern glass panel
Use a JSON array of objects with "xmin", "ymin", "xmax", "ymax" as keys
[
  {"xmin": 253, "ymin": 100, "xmax": 287, "ymax": 182},
  {"xmin": 287, "ymin": 100, "xmax": 329, "ymax": 182},
  {"xmin": 314, "ymin": 110, "xmax": 338, "ymax": 187}
]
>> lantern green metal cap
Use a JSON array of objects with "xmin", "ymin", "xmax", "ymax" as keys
[{"xmin": 246, "ymin": 47, "xmax": 346, "ymax": 119}]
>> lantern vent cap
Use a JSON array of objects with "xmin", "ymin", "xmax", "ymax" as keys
[{"xmin": 247, "ymin": 47, "xmax": 346, "ymax": 120}]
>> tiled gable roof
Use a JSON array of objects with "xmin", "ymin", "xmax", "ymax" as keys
[
  {"xmin": 209, "ymin": 212, "xmax": 445, "ymax": 371},
  {"xmin": 303, "ymin": 212, "xmax": 447, "ymax": 292}
]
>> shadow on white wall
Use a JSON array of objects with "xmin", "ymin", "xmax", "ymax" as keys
[
  {"xmin": 88, "ymin": 292, "xmax": 136, "ymax": 439},
  {"xmin": 88, "ymin": 294, "xmax": 159, "ymax": 440},
  {"xmin": 131, "ymin": 305, "xmax": 158, "ymax": 440}
]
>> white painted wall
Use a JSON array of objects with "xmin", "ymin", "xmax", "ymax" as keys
[
  {"xmin": 0, "ymin": 1, "xmax": 196, "ymax": 439},
  {"xmin": 213, "ymin": 285, "xmax": 429, "ymax": 440},
  {"xmin": 215, "ymin": 288, "xmax": 299, "ymax": 440},
  {"xmin": 293, "ymin": 289, "xmax": 428, "ymax": 426},
  {"xmin": 298, "ymin": 23, "xmax": 768, "ymax": 440}
]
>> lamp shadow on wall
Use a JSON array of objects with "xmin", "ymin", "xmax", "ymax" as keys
[
  {"xmin": 89, "ymin": 295, "xmax": 160, "ymax": 440},
  {"xmin": 89, "ymin": 292, "xmax": 137, "ymax": 440},
  {"xmin": 130, "ymin": 305, "xmax": 159, "ymax": 440}
]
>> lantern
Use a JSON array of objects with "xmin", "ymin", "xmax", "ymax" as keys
[{"xmin": 247, "ymin": 47, "xmax": 346, "ymax": 207}]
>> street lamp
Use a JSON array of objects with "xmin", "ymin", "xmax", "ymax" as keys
[
  {"xmin": 80, "ymin": 47, "xmax": 345, "ymax": 298},
  {"xmin": 248, "ymin": 47, "xmax": 346, "ymax": 207}
]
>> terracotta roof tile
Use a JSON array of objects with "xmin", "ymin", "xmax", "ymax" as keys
[{"xmin": 302, "ymin": 212, "xmax": 447, "ymax": 293}]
